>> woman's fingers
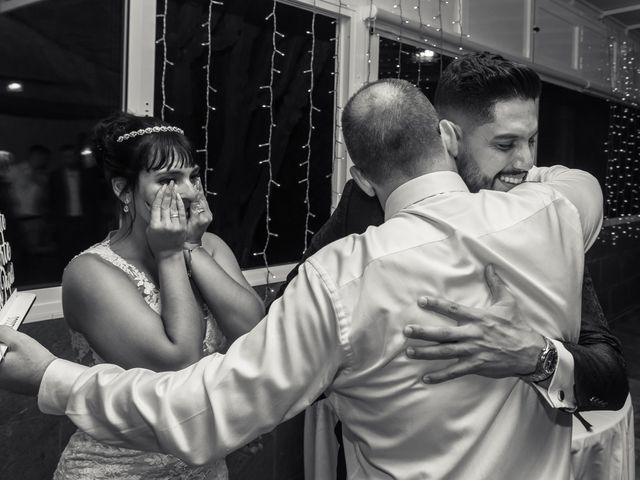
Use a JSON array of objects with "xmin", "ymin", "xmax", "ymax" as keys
[
  {"xmin": 160, "ymin": 181, "xmax": 174, "ymax": 223},
  {"xmin": 169, "ymin": 184, "xmax": 179, "ymax": 223},
  {"xmin": 176, "ymin": 192, "xmax": 187, "ymax": 226},
  {"xmin": 150, "ymin": 184, "xmax": 166, "ymax": 224}
]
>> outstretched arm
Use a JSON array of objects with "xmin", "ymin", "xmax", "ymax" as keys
[{"xmin": 0, "ymin": 262, "xmax": 344, "ymax": 465}]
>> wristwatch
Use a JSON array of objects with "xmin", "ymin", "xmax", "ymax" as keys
[{"xmin": 521, "ymin": 336, "xmax": 558, "ymax": 383}]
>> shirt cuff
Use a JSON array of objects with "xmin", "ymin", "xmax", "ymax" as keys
[
  {"xmin": 38, "ymin": 358, "xmax": 88, "ymax": 415},
  {"xmin": 532, "ymin": 339, "xmax": 577, "ymax": 411}
]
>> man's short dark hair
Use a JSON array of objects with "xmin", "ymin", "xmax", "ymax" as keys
[
  {"xmin": 434, "ymin": 52, "xmax": 541, "ymax": 125},
  {"xmin": 342, "ymin": 78, "xmax": 441, "ymax": 183}
]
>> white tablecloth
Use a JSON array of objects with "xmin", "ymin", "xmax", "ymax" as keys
[{"xmin": 571, "ymin": 394, "xmax": 635, "ymax": 480}]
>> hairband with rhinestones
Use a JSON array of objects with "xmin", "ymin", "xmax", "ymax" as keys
[{"xmin": 116, "ymin": 125, "xmax": 184, "ymax": 143}]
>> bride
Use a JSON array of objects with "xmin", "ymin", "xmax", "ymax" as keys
[{"xmin": 53, "ymin": 112, "xmax": 264, "ymax": 479}]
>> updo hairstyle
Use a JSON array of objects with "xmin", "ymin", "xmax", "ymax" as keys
[{"xmin": 91, "ymin": 112, "xmax": 195, "ymax": 210}]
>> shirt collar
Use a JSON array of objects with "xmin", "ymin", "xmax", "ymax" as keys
[{"xmin": 384, "ymin": 171, "xmax": 469, "ymax": 221}]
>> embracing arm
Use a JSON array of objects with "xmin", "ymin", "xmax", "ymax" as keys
[
  {"xmin": 526, "ymin": 165, "xmax": 603, "ymax": 249},
  {"xmin": 403, "ymin": 266, "xmax": 629, "ymax": 411},
  {"xmin": 525, "ymin": 166, "xmax": 627, "ymax": 409},
  {"xmin": 563, "ymin": 268, "xmax": 628, "ymax": 411},
  {"xmin": 37, "ymin": 261, "xmax": 343, "ymax": 465}
]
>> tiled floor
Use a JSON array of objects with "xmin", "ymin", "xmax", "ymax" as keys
[{"xmin": 610, "ymin": 308, "xmax": 640, "ymax": 477}]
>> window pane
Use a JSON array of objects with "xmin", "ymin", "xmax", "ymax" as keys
[
  {"xmin": 0, "ymin": 0, "xmax": 124, "ymax": 288},
  {"xmin": 378, "ymin": 37, "xmax": 453, "ymax": 101},
  {"xmin": 155, "ymin": 0, "xmax": 336, "ymax": 268}
]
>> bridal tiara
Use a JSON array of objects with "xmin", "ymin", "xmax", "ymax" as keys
[{"xmin": 116, "ymin": 125, "xmax": 184, "ymax": 143}]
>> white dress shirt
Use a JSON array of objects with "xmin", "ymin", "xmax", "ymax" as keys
[{"xmin": 40, "ymin": 166, "xmax": 602, "ymax": 479}]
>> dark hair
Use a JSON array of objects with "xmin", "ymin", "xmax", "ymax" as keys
[
  {"xmin": 434, "ymin": 52, "xmax": 541, "ymax": 125},
  {"xmin": 92, "ymin": 112, "xmax": 194, "ymax": 224},
  {"xmin": 342, "ymin": 78, "xmax": 441, "ymax": 183}
]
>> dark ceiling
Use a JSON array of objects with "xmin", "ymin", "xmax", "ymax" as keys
[{"xmin": 0, "ymin": 0, "xmax": 124, "ymax": 118}]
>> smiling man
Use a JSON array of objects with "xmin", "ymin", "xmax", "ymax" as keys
[
  {"xmin": 449, "ymin": 99, "xmax": 537, "ymax": 191},
  {"xmin": 435, "ymin": 53, "xmax": 539, "ymax": 193}
]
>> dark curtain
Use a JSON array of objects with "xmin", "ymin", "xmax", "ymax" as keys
[{"xmin": 156, "ymin": 0, "xmax": 335, "ymax": 267}]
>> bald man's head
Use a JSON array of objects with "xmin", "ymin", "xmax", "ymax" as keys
[{"xmin": 342, "ymin": 79, "xmax": 443, "ymax": 184}]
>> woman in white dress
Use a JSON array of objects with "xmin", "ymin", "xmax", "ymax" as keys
[{"xmin": 53, "ymin": 112, "xmax": 265, "ymax": 479}]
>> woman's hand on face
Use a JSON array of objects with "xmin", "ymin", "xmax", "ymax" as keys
[
  {"xmin": 185, "ymin": 182, "xmax": 213, "ymax": 244},
  {"xmin": 146, "ymin": 181, "xmax": 187, "ymax": 259}
]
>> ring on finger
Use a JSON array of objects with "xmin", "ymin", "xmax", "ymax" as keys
[{"xmin": 170, "ymin": 213, "xmax": 180, "ymax": 218}]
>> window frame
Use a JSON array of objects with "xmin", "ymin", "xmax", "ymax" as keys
[{"xmin": 23, "ymin": 0, "xmax": 359, "ymax": 321}]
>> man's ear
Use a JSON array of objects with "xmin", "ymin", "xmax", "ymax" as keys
[
  {"xmin": 350, "ymin": 166, "xmax": 376, "ymax": 197},
  {"xmin": 111, "ymin": 177, "xmax": 129, "ymax": 203},
  {"xmin": 439, "ymin": 119, "xmax": 461, "ymax": 158}
]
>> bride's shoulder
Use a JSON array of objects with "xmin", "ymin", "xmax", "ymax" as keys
[{"xmin": 62, "ymin": 250, "xmax": 127, "ymax": 293}]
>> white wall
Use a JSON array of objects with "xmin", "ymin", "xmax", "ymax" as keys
[{"xmin": 332, "ymin": 0, "xmax": 639, "ymax": 102}]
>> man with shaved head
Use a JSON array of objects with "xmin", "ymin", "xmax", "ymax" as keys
[{"xmin": 1, "ymin": 78, "xmax": 603, "ymax": 479}]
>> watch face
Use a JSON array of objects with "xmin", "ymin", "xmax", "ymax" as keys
[{"xmin": 543, "ymin": 348, "xmax": 558, "ymax": 374}]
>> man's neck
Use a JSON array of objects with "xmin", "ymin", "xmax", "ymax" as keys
[{"xmin": 375, "ymin": 164, "xmax": 456, "ymax": 209}]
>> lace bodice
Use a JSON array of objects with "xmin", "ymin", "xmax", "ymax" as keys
[{"xmin": 69, "ymin": 237, "xmax": 227, "ymax": 366}]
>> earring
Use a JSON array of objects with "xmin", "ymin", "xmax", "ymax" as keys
[{"xmin": 123, "ymin": 197, "xmax": 130, "ymax": 213}]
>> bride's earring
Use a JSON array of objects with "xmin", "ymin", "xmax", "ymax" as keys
[{"xmin": 123, "ymin": 197, "xmax": 130, "ymax": 213}]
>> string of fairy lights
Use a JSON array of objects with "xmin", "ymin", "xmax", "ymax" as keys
[
  {"xmin": 415, "ymin": 0, "xmax": 424, "ymax": 85},
  {"xmin": 157, "ymin": 0, "xmax": 173, "ymax": 120},
  {"xmin": 380, "ymin": 0, "xmax": 468, "ymax": 89},
  {"xmin": 300, "ymin": 3, "xmax": 318, "ymax": 253},
  {"xmin": 395, "ymin": 1, "xmax": 405, "ymax": 79},
  {"xmin": 366, "ymin": 0, "xmax": 375, "ymax": 83},
  {"xmin": 252, "ymin": 0, "xmax": 282, "ymax": 289},
  {"xmin": 156, "ymin": 0, "xmax": 341, "ymax": 290},
  {"xmin": 601, "ymin": 38, "xmax": 640, "ymax": 244},
  {"xmin": 603, "ymin": 104, "xmax": 640, "ymax": 244},
  {"xmin": 198, "ymin": 0, "xmax": 222, "ymax": 198},
  {"xmin": 330, "ymin": 1, "xmax": 346, "ymax": 207}
]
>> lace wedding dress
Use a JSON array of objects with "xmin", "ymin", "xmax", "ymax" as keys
[{"xmin": 53, "ymin": 238, "xmax": 228, "ymax": 480}]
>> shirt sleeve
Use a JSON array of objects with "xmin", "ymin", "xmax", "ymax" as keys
[
  {"xmin": 37, "ymin": 262, "xmax": 348, "ymax": 466},
  {"xmin": 38, "ymin": 359, "xmax": 88, "ymax": 415},
  {"xmin": 531, "ymin": 339, "xmax": 577, "ymax": 411},
  {"xmin": 525, "ymin": 165, "xmax": 603, "ymax": 250}
]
